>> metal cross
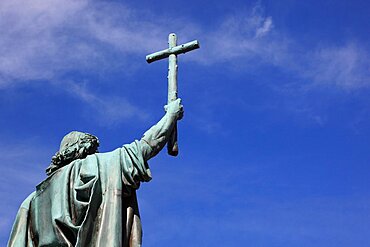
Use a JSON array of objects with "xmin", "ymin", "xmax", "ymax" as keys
[{"xmin": 146, "ymin": 33, "xmax": 200, "ymax": 156}]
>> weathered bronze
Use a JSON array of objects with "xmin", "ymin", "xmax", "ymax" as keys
[{"xmin": 8, "ymin": 33, "xmax": 199, "ymax": 247}]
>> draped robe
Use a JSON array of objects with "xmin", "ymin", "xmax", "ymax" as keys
[{"xmin": 8, "ymin": 140, "xmax": 152, "ymax": 247}]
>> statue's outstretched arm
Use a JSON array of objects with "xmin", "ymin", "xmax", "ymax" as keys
[{"xmin": 140, "ymin": 98, "xmax": 183, "ymax": 160}]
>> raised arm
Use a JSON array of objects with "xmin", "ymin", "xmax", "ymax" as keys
[{"xmin": 140, "ymin": 98, "xmax": 183, "ymax": 160}]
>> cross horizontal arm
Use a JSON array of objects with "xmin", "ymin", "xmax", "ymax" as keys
[{"xmin": 146, "ymin": 40, "xmax": 200, "ymax": 63}]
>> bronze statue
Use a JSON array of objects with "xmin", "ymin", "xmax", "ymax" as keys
[
  {"xmin": 8, "ymin": 99, "xmax": 183, "ymax": 247},
  {"xmin": 8, "ymin": 33, "xmax": 199, "ymax": 247}
]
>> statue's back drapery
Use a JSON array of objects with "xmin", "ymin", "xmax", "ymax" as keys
[{"xmin": 8, "ymin": 141, "xmax": 151, "ymax": 247}]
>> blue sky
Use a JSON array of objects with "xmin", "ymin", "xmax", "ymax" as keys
[{"xmin": 1, "ymin": 0, "xmax": 370, "ymax": 246}]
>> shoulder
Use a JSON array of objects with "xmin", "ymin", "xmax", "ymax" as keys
[{"xmin": 19, "ymin": 191, "xmax": 36, "ymax": 210}]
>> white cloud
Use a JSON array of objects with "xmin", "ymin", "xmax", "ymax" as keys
[
  {"xmin": 0, "ymin": 0, "xmax": 174, "ymax": 124},
  {"xmin": 0, "ymin": 0, "xmax": 200, "ymax": 124},
  {"xmin": 190, "ymin": 3, "xmax": 369, "ymax": 90},
  {"xmin": 66, "ymin": 81, "xmax": 149, "ymax": 125},
  {"xmin": 0, "ymin": 0, "xmax": 198, "ymax": 87},
  {"xmin": 306, "ymin": 44, "xmax": 370, "ymax": 89},
  {"xmin": 0, "ymin": 0, "xmax": 368, "ymax": 96},
  {"xmin": 0, "ymin": 140, "xmax": 48, "ymax": 185},
  {"xmin": 0, "ymin": 139, "xmax": 50, "ymax": 243},
  {"xmin": 193, "ymin": 7, "xmax": 278, "ymax": 64},
  {"xmin": 255, "ymin": 17, "xmax": 273, "ymax": 38}
]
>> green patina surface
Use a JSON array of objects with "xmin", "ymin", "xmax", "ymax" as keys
[{"xmin": 9, "ymin": 141, "xmax": 151, "ymax": 247}]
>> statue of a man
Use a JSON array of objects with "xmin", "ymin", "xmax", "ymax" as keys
[{"xmin": 8, "ymin": 99, "xmax": 183, "ymax": 247}]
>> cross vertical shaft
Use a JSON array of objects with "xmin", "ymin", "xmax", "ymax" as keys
[
  {"xmin": 168, "ymin": 34, "xmax": 178, "ymax": 103},
  {"xmin": 167, "ymin": 33, "xmax": 179, "ymax": 156}
]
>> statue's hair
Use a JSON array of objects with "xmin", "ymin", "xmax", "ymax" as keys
[{"xmin": 46, "ymin": 131, "xmax": 100, "ymax": 176}]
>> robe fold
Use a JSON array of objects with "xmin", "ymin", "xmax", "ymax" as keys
[{"xmin": 8, "ymin": 140, "xmax": 152, "ymax": 247}]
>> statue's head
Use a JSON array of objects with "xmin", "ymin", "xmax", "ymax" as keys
[{"xmin": 46, "ymin": 131, "xmax": 100, "ymax": 176}]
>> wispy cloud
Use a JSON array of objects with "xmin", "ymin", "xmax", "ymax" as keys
[
  {"xmin": 0, "ymin": 0, "xmax": 168, "ymax": 86},
  {"xmin": 0, "ymin": 139, "xmax": 48, "ymax": 189},
  {"xmin": 0, "ymin": 0, "xmax": 199, "ymax": 125},
  {"xmin": 0, "ymin": 139, "xmax": 50, "ymax": 243},
  {"xmin": 1, "ymin": 0, "xmax": 367, "ymax": 91},
  {"xmin": 0, "ymin": 0, "xmax": 202, "ymax": 87},
  {"xmin": 66, "ymin": 81, "xmax": 149, "ymax": 125},
  {"xmin": 192, "ymin": 3, "xmax": 369, "ymax": 90},
  {"xmin": 192, "ymin": 3, "xmax": 287, "ymax": 66},
  {"xmin": 305, "ymin": 44, "xmax": 370, "ymax": 89},
  {"xmin": 255, "ymin": 17, "xmax": 273, "ymax": 38},
  {"xmin": 0, "ymin": 0, "xmax": 369, "ymax": 130}
]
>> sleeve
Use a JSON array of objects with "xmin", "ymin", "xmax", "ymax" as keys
[{"xmin": 120, "ymin": 140, "xmax": 152, "ymax": 189}]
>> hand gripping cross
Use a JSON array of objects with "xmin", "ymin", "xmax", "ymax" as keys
[{"xmin": 146, "ymin": 33, "xmax": 200, "ymax": 156}]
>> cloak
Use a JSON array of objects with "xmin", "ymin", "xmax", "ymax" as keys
[{"xmin": 8, "ymin": 140, "xmax": 152, "ymax": 247}]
